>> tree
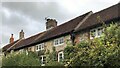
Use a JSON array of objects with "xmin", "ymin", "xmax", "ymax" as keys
[
  {"xmin": 2, "ymin": 51, "xmax": 41, "ymax": 66},
  {"xmin": 64, "ymin": 23, "xmax": 120, "ymax": 67}
]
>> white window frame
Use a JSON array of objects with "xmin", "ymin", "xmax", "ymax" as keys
[
  {"xmin": 90, "ymin": 27, "xmax": 103, "ymax": 39},
  {"xmin": 26, "ymin": 50, "xmax": 28, "ymax": 55},
  {"xmin": 97, "ymin": 27, "xmax": 103, "ymax": 37},
  {"xmin": 90, "ymin": 29, "xmax": 96, "ymax": 39},
  {"xmin": 40, "ymin": 55, "xmax": 46, "ymax": 65},
  {"xmin": 58, "ymin": 51, "xmax": 64, "ymax": 62},
  {"xmin": 54, "ymin": 37, "xmax": 64, "ymax": 46},
  {"xmin": 19, "ymin": 49, "xmax": 24, "ymax": 53},
  {"xmin": 36, "ymin": 43, "xmax": 44, "ymax": 51}
]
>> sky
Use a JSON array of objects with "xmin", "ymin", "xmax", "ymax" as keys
[{"xmin": 0, "ymin": 0, "xmax": 119, "ymax": 48}]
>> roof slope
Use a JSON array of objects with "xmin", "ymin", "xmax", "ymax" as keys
[
  {"xmin": 35, "ymin": 12, "xmax": 90, "ymax": 42},
  {"xmin": 75, "ymin": 3, "xmax": 120, "ymax": 32},
  {"xmin": 12, "ymin": 11, "xmax": 91, "ymax": 50},
  {"xmin": 2, "ymin": 31, "xmax": 45, "ymax": 51},
  {"xmin": 11, "ymin": 32, "xmax": 45, "ymax": 50},
  {"xmin": 2, "ymin": 40, "xmax": 19, "ymax": 52},
  {"xmin": 3, "ymin": 3, "xmax": 119, "ymax": 51}
]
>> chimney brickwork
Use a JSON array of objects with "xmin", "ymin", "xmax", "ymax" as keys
[
  {"xmin": 10, "ymin": 34, "xmax": 14, "ymax": 43},
  {"xmin": 19, "ymin": 30, "xmax": 24, "ymax": 39},
  {"xmin": 46, "ymin": 18, "xmax": 57, "ymax": 30}
]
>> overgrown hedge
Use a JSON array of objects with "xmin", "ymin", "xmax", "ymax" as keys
[
  {"xmin": 2, "ymin": 51, "xmax": 41, "ymax": 66},
  {"xmin": 64, "ymin": 23, "xmax": 120, "ymax": 67}
]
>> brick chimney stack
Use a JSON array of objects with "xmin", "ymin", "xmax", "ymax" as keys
[
  {"xmin": 10, "ymin": 34, "xmax": 14, "ymax": 43},
  {"xmin": 45, "ymin": 18, "xmax": 57, "ymax": 30},
  {"xmin": 19, "ymin": 30, "xmax": 24, "ymax": 39}
]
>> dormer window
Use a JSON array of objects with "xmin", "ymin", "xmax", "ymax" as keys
[{"xmin": 36, "ymin": 43, "xmax": 44, "ymax": 51}]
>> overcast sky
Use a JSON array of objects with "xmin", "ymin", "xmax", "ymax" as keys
[{"xmin": 0, "ymin": 0, "xmax": 119, "ymax": 48}]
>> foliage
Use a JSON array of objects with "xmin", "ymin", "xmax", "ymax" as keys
[
  {"xmin": 64, "ymin": 45, "xmax": 79, "ymax": 65},
  {"xmin": 37, "ymin": 50, "xmax": 45, "ymax": 56},
  {"xmin": 46, "ymin": 61, "xmax": 64, "ymax": 66},
  {"xmin": 77, "ymin": 40, "xmax": 90, "ymax": 48},
  {"xmin": 2, "ymin": 51, "xmax": 41, "ymax": 66},
  {"xmin": 2, "ymin": 23, "xmax": 120, "ymax": 66},
  {"xmin": 64, "ymin": 23, "xmax": 120, "ymax": 67},
  {"xmin": 45, "ymin": 47, "xmax": 64, "ymax": 66},
  {"xmin": 46, "ymin": 47, "xmax": 57, "ymax": 62}
]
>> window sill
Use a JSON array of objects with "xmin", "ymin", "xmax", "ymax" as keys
[
  {"xmin": 54, "ymin": 43, "xmax": 64, "ymax": 47},
  {"xmin": 36, "ymin": 49, "xmax": 44, "ymax": 52}
]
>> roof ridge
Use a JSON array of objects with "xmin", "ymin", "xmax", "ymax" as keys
[
  {"xmin": 25, "ymin": 31, "xmax": 46, "ymax": 40},
  {"xmin": 33, "ymin": 31, "xmax": 46, "ymax": 42},
  {"xmin": 93, "ymin": 3, "xmax": 119, "ymax": 15},
  {"xmin": 57, "ymin": 11, "xmax": 93, "ymax": 27},
  {"xmin": 74, "ymin": 11, "xmax": 93, "ymax": 31},
  {"xmin": 43, "ymin": 11, "xmax": 94, "ymax": 34}
]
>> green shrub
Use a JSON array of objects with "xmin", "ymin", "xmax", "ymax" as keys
[
  {"xmin": 46, "ymin": 60, "xmax": 64, "ymax": 66},
  {"xmin": 2, "ymin": 51, "xmax": 41, "ymax": 66},
  {"xmin": 64, "ymin": 23, "xmax": 120, "ymax": 66}
]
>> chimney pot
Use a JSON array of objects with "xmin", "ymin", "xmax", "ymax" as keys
[
  {"xmin": 19, "ymin": 29, "xmax": 24, "ymax": 39},
  {"xmin": 10, "ymin": 34, "xmax": 14, "ymax": 43}
]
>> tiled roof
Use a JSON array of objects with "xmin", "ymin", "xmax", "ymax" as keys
[
  {"xmin": 75, "ymin": 3, "xmax": 120, "ymax": 32},
  {"xmin": 2, "ymin": 3, "xmax": 120, "ymax": 51},
  {"xmin": 12, "ymin": 11, "xmax": 91, "ymax": 50},
  {"xmin": 11, "ymin": 32, "xmax": 46, "ymax": 50},
  {"xmin": 2, "ymin": 40, "xmax": 19, "ymax": 52},
  {"xmin": 34, "ymin": 12, "xmax": 90, "ymax": 43}
]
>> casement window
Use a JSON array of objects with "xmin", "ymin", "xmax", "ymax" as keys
[
  {"xmin": 19, "ymin": 49, "xmax": 24, "ymax": 53},
  {"xmin": 90, "ymin": 27, "xmax": 103, "ymax": 39},
  {"xmin": 36, "ymin": 43, "xmax": 44, "ymax": 51},
  {"xmin": 26, "ymin": 50, "xmax": 28, "ymax": 55},
  {"xmin": 40, "ymin": 55, "xmax": 46, "ymax": 65},
  {"xmin": 58, "ymin": 51, "xmax": 64, "ymax": 62},
  {"xmin": 54, "ymin": 37, "xmax": 64, "ymax": 46},
  {"xmin": 97, "ymin": 28, "xmax": 103, "ymax": 37}
]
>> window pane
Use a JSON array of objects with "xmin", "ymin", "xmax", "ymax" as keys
[
  {"xmin": 61, "ymin": 38, "xmax": 64, "ymax": 43},
  {"xmin": 54, "ymin": 38, "xmax": 64, "ymax": 46},
  {"xmin": 56, "ymin": 40, "xmax": 58, "ymax": 45},
  {"xmin": 36, "ymin": 46, "xmax": 39, "ymax": 50},
  {"xmin": 43, "ymin": 56, "xmax": 46, "ymax": 64},
  {"xmin": 91, "ymin": 30, "xmax": 96, "ymax": 37},
  {"xmin": 40, "ymin": 56, "xmax": 43, "ymax": 64},
  {"xmin": 39, "ymin": 44, "xmax": 41, "ymax": 50},
  {"xmin": 60, "ymin": 38, "xmax": 62, "ymax": 44},
  {"xmin": 55, "ymin": 39, "xmax": 59, "ymax": 45},
  {"xmin": 60, "ymin": 38, "xmax": 64, "ymax": 44},
  {"xmin": 41, "ymin": 44, "xmax": 44, "ymax": 50},
  {"xmin": 54, "ymin": 40, "xmax": 56, "ymax": 45},
  {"xmin": 58, "ymin": 52, "xmax": 64, "ymax": 62},
  {"xmin": 98, "ymin": 28, "xmax": 103, "ymax": 36},
  {"xmin": 93, "ymin": 30, "xmax": 96, "ymax": 36}
]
